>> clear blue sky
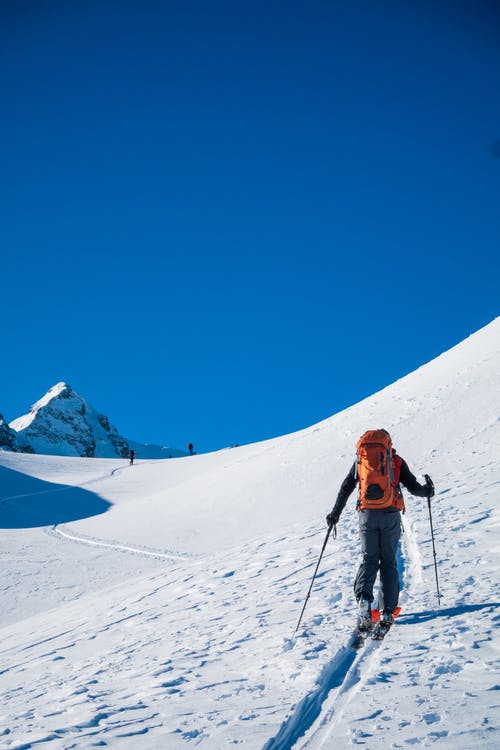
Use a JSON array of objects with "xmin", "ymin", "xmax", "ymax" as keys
[{"xmin": 1, "ymin": 0, "xmax": 499, "ymax": 453}]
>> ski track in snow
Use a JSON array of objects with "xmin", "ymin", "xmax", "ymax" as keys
[
  {"xmin": 0, "ymin": 463, "xmax": 123, "ymax": 506},
  {"xmin": 262, "ymin": 511, "xmax": 417, "ymax": 750},
  {"xmin": 1, "ymin": 467, "xmax": 499, "ymax": 749},
  {"xmin": 51, "ymin": 524, "xmax": 190, "ymax": 561},
  {"xmin": 1, "ymin": 524, "xmax": 326, "ymax": 749},
  {"xmin": 3, "ymin": 466, "xmax": 498, "ymax": 750}
]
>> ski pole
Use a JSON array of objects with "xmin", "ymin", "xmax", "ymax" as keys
[
  {"xmin": 294, "ymin": 522, "xmax": 335, "ymax": 634},
  {"xmin": 425, "ymin": 476, "xmax": 441, "ymax": 606}
]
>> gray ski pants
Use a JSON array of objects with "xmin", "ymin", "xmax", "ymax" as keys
[{"xmin": 354, "ymin": 509, "xmax": 401, "ymax": 614}]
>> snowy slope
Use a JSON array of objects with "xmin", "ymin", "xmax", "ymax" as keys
[{"xmin": 0, "ymin": 319, "xmax": 499, "ymax": 749}]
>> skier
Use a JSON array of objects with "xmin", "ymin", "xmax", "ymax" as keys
[
  {"xmin": 326, "ymin": 429, "xmax": 434, "ymax": 635},
  {"xmin": 129, "ymin": 449, "xmax": 135, "ymax": 466},
  {"xmin": 188, "ymin": 442, "xmax": 194, "ymax": 456}
]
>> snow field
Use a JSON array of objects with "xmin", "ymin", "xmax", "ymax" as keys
[{"xmin": 0, "ymin": 318, "xmax": 499, "ymax": 748}]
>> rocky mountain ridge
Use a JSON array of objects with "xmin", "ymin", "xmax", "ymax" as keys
[{"xmin": 2, "ymin": 382, "xmax": 186, "ymax": 459}]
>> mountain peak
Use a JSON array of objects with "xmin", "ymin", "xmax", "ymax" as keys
[
  {"xmin": 8, "ymin": 383, "xmax": 128, "ymax": 458},
  {"xmin": 10, "ymin": 383, "xmax": 81, "ymax": 433},
  {"xmin": 6, "ymin": 383, "xmax": 186, "ymax": 459},
  {"xmin": 48, "ymin": 381, "xmax": 71, "ymax": 396},
  {"xmin": 29, "ymin": 381, "xmax": 72, "ymax": 411}
]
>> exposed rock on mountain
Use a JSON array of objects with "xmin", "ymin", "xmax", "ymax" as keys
[{"xmin": 0, "ymin": 414, "xmax": 23, "ymax": 452}]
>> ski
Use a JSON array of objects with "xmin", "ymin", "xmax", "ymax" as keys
[
  {"xmin": 351, "ymin": 609, "xmax": 380, "ymax": 649},
  {"xmin": 371, "ymin": 607, "xmax": 401, "ymax": 641},
  {"xmin": 352, "ymin": 626, "xmax": 371, "ymax": 650},
  {"xmin": 352, "ymin": 607, "xmax": 401, "ymax": 648}
]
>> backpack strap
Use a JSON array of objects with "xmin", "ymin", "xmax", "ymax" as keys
[
  {"xmin": 387, "ymin": 449, "xmax": 394, "ymax": 483},
  {"xmin": 354, "ymin": 454, "xmax": 360, "ymax": 509}
]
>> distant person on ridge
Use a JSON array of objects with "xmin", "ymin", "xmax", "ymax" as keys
[
  {"xmin": 326, "ymin": 429, "xmax": 434, "ymax": 637},
  {"xmin": 129, "ymin": 449, "xmax": 135, "ymax": 466},
  {"xmin": 188, "ymin": 443, "xmax": 194, "ymax": 456}
]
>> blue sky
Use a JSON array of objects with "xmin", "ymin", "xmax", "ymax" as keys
[{"xmin": 1, "ymin": 0, "xmax": 499, "ymax": 453}]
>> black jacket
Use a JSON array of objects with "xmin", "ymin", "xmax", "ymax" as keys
[{"xmin": 331, "ymin": 457, "xmax": 428, "ymax": 520}]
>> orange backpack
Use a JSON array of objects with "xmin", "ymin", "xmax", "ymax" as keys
[{"xmin": 356, "ymin": 429, "xmax": 401, "ymax": 510}]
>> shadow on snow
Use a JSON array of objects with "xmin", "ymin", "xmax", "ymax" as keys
[
  {"xmin": 398, "ymin": 602, "xmax": 500, "ymax": 625},
  {"xmin": 262, "ymin": 644, "xmax": 357, "ymax": 750},
  {"xmin": 0, "ymin": 464, "xmax": 111, "ymax": 528}
]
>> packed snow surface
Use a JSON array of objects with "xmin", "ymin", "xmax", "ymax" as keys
[{"xmin": 1, "ymin": 319, "xmax": 499, "ymax": 749}]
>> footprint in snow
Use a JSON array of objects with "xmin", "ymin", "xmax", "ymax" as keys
[
  {"xmin": 422, "ymin": 712, "xmax": 441, "ymax": 724},
  {"xmin": 304, "ymin": 641, "xmax": 327, "ymax": 659}
]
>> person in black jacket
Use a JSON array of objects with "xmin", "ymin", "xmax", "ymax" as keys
[{"xmin": 326, "ymin": 444, "xmax": 434, "ymax": 629}]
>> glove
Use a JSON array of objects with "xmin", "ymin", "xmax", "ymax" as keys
[
  {"xmin": 424, "ymin": 474, "xmax": 435, "ymax": 499},
  {"xmin": 326, "ymin": 510, "xmax": 339, "ymax": 527}
]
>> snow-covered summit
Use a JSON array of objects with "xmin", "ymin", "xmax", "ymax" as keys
[
  {"xmin": 8, "ymin": 382, "xmax": 186, "ymax": 459},
  {"xmin": 10, "ymin": 382, "xmax": 70, "ymax": 432},
  {"xmin": 9, "ymin": 382, "xmax": 130, "ymax": 458}
]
